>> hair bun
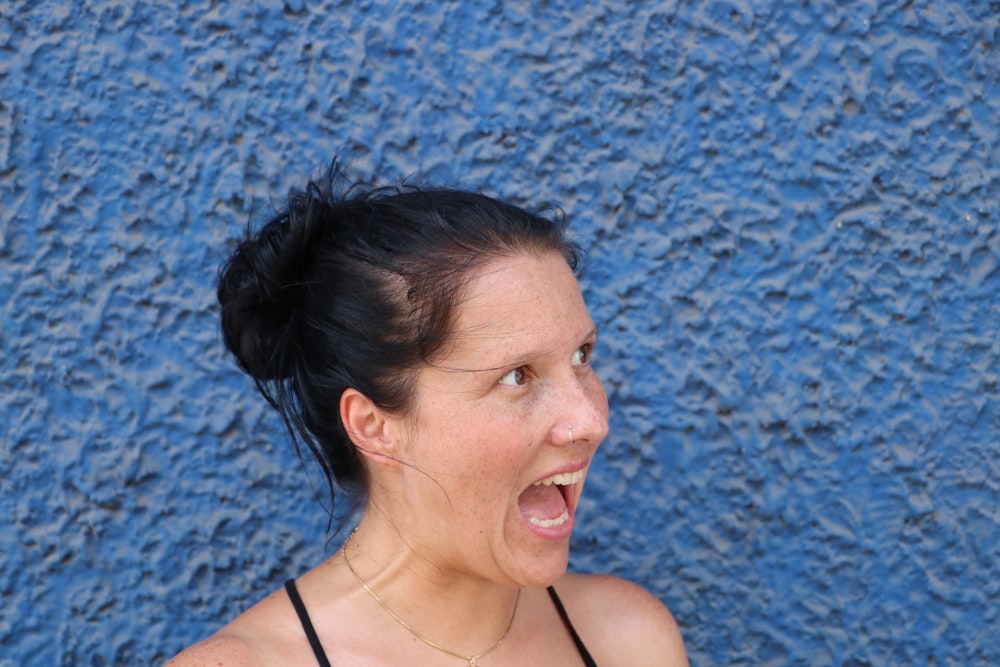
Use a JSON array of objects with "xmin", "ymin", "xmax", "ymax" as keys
[{"xmin": 217, "ymin": 212, "xmax": 308, "ymax": 382}]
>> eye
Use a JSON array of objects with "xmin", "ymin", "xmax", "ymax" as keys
[
  {"xmin": 571, "ymin": 344, "xmax": 592, "ymax": 366},
  {"xmin": 498, "ymin": 367, "xmax": 528, "ymax": 386}
]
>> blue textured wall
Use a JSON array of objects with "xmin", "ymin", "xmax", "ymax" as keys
[{"xmin": 2, "ymin": 1, "xmax": 998, "ymax": 665}]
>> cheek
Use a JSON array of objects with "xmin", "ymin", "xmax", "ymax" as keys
[{"xmin": 440, "ymin": 407, "xmax": 528, "ymax": 472}]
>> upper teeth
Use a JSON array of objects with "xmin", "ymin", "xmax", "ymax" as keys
[{"xmin": 534, "ymin": 470, "xmax": 583, "ymax": 486}]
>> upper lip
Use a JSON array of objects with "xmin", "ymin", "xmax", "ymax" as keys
[{"xmin": 529, "ymin": 460, "xmax": 589, "ymax": 488}]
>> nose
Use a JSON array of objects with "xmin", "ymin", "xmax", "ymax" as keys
[{"xmin": 549, "ymin": 372, "xmax": 609, "ymax": 447}]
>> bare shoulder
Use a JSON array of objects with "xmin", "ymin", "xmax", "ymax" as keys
[
  {"xmin": 164, "ymin": 587, "xmax": 305, "ymax": 667},
  {"xmin": 165, "ymin": 632, "xmax": 267, "ymax": 667},
  {"xmin": 552, "ymin": 572, "xmax": 689, "ymax": 667}
]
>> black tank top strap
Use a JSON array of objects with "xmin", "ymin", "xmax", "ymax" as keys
[
  {"xmin": 285, "ymin": 579, "xmax": 333, "ymax": 667},
  {"xmin": 285, "ymin": 578, "xmax": 594, "ymax": 667},
  {"xmin": 547, "ymin": 585, "xmax": 599, "ymax": 667}
]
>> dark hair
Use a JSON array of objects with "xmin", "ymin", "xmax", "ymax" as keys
[{"xmin": 217, "ymin": 163, "xmax": 579, "ymax": 513}]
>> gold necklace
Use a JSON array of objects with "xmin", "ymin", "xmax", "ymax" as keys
[{"xmin": 342, "ymin": 537, "xmax": 520, "ymax": 667}]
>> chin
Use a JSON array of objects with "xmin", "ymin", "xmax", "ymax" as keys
[{"xmin": 511, "ymin": 544, "xmax": 571, "ymax": 589}]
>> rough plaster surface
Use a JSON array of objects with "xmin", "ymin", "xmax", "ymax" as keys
[{"xmin": 2, "ymin": 1, "xmax": 998, "ymax": 665}]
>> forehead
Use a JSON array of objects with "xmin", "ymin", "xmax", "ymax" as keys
[{"xmin": 439, "ymin": 251, "xmax": 593, "ymax": 366}]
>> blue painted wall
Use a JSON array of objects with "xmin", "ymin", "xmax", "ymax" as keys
[{"xmin": 2, "ymin": 1, "xmax": 997, "ymax": 665}]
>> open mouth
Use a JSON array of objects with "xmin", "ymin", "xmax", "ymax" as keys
[{"xmin": 517, "ymin": 469, "xmax": 583, "ymax": 529}]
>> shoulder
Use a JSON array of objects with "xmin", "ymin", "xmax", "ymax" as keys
[
  {"xmin": 164, "ymin": 586, "xmax": 306, "ymax": 667},
  {"xmin": 165, "ymin": 631, "xmax": 271, "ymax": 667},
  {"xmin": 551, "ymin": 572, "xmax": 689, "ymax": 667}
]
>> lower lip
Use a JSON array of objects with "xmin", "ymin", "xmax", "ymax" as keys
[{"xmin": 520, "ymin": 505, "xmax": 576, "ymax": 540}]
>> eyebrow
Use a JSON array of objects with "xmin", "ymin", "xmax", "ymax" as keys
[{"xmin": 430, "ymin": 325, "xmax": 599, "ymax": 375}]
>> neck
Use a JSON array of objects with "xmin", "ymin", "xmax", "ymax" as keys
[{"xmin": 342, "ymin": 516, "xmax": 522, "ymax": 657}]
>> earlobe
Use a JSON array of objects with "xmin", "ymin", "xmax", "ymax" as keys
[{"xmin": 340, "ymin": 388, "xmax": 400, "ymax": 464}]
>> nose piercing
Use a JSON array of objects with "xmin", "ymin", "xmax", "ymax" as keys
[{"xmin": 568, "ymin": 425, "xmax": 575, "ymax": 445}]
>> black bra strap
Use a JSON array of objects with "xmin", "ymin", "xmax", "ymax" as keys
[
  {"xmin": 547, "ymin": 585, "xmax": 598, "ymax": 667},
  {"xmin": 285, "ymin": 579, "xmax": 333, "ymax": 667}
]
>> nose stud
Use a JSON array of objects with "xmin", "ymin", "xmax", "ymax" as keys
[{"xmin": 568, "ymin": 425, "xmax": 575, "ymax": 445}]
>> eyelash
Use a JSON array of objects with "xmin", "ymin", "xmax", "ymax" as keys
[{"xmin": 497, "ymin": 343, "xmax": 594, "ymax": 387}]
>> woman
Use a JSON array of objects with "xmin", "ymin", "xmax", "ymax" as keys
[{"xmin": 168, "ymin": 165, "xmax": 688, "ymax": 666}]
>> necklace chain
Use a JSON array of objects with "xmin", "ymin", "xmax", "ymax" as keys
[{"xmin": 342, "ymin": 536, "xmax": 520, "ymax": 667}]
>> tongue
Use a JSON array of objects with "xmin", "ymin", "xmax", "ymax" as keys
[{"xmin": 518, "ymin": 484, "xmax": 568, "ymax": 521}]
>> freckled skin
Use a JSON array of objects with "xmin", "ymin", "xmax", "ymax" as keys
[{"xmin": 384, "ymin": 250, "xmax": 610, "ymax": 588}]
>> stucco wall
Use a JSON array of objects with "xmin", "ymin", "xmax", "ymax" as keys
[{"xmin": 2, "ymin": 1, "xmax": 997, "ymax": 665}]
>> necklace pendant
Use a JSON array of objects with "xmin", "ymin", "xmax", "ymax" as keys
[{"xmin": 469, "ymin": 660, "xmax": 476, "ymax": 667}]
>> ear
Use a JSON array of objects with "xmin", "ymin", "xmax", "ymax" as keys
[{"xmin": 340, "ymin": 388, "xmax": 401, "ymax": 466}]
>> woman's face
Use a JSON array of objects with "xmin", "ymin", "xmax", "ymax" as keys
[{"xmin": 388, "ymin": 250, "xmax": 609, "ymax": 587}]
